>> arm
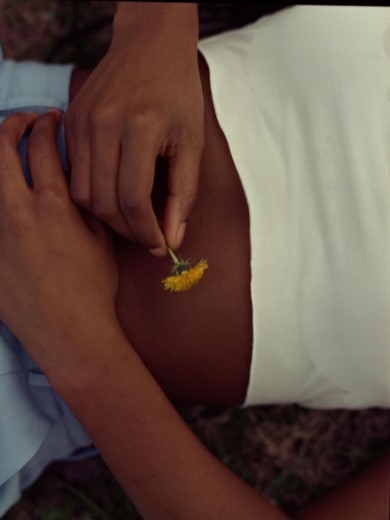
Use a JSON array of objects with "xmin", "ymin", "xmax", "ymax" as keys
[
  {"xmin": 64, "ymin": 2, "xmax": 204, "ymax": 255},
  {"xmin": 0, "ymin": 111, "xmax": 286, "ymax": 519},
  {"xmin": 293, "ymin": 454, "xmax": 390, "ymax": 520},
  {"xmin": 0, "ymin": 111, "xmax": 386, "ymax": 520},
  {"xmin": 54, "ymin": 324, "xmax": 289, "ymax": 520}
]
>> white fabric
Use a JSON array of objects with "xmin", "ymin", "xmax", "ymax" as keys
[{"xmin": 198, "ymin": 6, "xmax": 390, "ymax": 409}]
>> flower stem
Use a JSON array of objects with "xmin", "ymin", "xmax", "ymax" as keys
[{"xmin": 167, "ymin": 246, "xmax": 179, "ymax": 265}]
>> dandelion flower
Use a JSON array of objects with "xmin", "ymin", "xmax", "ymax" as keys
[{"xmin": 162, "ymin": 247, "xmax": 208, "ymax": 292}]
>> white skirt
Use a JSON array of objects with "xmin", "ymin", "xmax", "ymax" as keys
[{"xmin": 198, "ymin": 5, "xmax": 390, "ymax": 409}]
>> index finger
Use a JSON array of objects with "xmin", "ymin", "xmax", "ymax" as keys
[
  {"xmin": 163, "ymin": 144, "xmax": 202, "ymax": 250},
  {"xmin": 0, "ymin": 112, "xmax": 40, "ymax": 203},
  {"xmin": 118, "ymin": 132, "xmax": 166, "ymax": 251}
]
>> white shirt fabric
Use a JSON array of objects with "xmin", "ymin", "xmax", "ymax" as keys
[{"xmin": 198, "ymin": 6, "xmax": 390, "ymax": 408}]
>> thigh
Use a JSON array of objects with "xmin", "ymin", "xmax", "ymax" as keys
[{"xmin": 114, "ymin": 54, "xmax": 253, "ymax": 406}]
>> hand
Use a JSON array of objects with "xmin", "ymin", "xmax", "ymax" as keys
[
  {"xmin": 0, "ymin": 111, "xmax": 119, "ymax": 377},
  {"xmin": 64, "ymin": 3, "xmax": 204, "ymax": 256}
]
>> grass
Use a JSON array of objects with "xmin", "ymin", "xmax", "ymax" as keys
[
  {"xmin": 1, "ymin": 2, "xmax": 389, "ymax": 518},
  {"xmin": 4, "ymin": 405, "xmax": 389, "ymax": 519}
]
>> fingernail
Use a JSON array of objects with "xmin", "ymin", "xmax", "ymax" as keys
[
  {"xmin": 149, "ymin": 247, "xmax": 167, "ymax": 257},
  {"xmin": 175, "ymin": 222, "xmax": 187, "ymax": 247}
]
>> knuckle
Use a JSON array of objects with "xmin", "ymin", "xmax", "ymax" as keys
[
  {"xmin": 128, "ymin": 109, "xmax": 161, "ymax": 135},
  {"xmin": 119, "ymin": 192, "xmax": 145, "ymax": 215},
  {"xmin": 130, "ymin": 111, "xmax": 150, "ymax": 129},
  {"xmin": 89, "ymin": 107, "xmax": 116, "ymax": 133},
  {"xmin": 29, "ymin": 124, "xmax": 50, "ymax": 147},
  {"xmin": 41, "ymin": 184, "xmax": 67, "ymax": 209},
  {"xmin": 185, "ymin": 190, "xmax": 198, "ymax": 212},
  {"xmin": 92, "ymin": 199, "xmax": 117, "ymax": 221},
  {"xmin": 0, "ymin": 132, "xmax": 13, "ymax": 156},
  {"xmin": 3, "ymin": 112, "xmax": 30, "ymax": 129},
  {"xmin": 70, "ymin": 184, "xmax": 90, "ymax": 208}
]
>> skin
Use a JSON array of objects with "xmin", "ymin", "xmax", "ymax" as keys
[
  {"xmin": 65, "ymin": 2, "xmax": 204, "ymax": 256},
  {"xmin": 0, "ymin": 44, "xmax": 387, "ymax": 520},
  {"xmin": 66, "ymin": 59, "xmax": 390, "ymax": 517},
  {"xmin": 0, "ymin": 111, "xmax": 285, "ymax": 520},
  {"xmin": 294, "ymin": 453, "xmax": 390, "ymax": 520},
  {"xmin": 0, "ymin": 108, "xmax": 387, "ymax": 519},
  {"xmin": 112, "ymin": 54, "xmax": 253, "ymax": 406},
  {"xmin": 70, "ymin": 54, "xmax": 253, "ymax": 407}
]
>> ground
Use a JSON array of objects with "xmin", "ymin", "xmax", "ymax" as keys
[{"xmin": 0, "ymin": 2, "xmax": 389, "ymax": 518}]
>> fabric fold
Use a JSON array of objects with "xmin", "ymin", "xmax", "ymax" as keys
[{"xmin": 0, "ymin": 325, "xmax": 94, "ymax": 517}]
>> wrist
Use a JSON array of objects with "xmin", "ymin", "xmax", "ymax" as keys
[
  {"xmin": 114, "ymin": 2, "xmax": 197, "ymax": 27},
  {"xmin": 113, "ymin": 2, "xmax": 198, "ymax": 47},
  {"xmin": 47, "ymin": 321, "xmax": 131, "ymax": 399},
  {"xmin": 69, "ymin": 69, "xmax": 92, "ymax": 102}
]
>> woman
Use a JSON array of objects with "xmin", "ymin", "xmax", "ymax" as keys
[{"xmin": 0, "ymin": 5, "xmax": 389, "ymax": 518}]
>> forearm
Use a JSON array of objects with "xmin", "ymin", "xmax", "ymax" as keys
[
  {"xmin": 293, "ymin": 454, "xmax": 390, "ymax": 520},
  {"xmin": 53, "ymin": 327, "xmax": 288, "ymax": 520}
]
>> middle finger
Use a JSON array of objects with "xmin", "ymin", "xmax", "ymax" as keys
[{"xmin": 0, "ymin": 112, "xmax": 39, "ymax": 206}]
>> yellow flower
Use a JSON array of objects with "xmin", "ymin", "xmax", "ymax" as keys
[{"xmin": 162, "ymin": 248, "xmax": 208, "ymax": 292}]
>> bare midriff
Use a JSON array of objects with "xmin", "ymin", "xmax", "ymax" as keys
[{"xmin": 113, "ymin": 54, "xmax": 253, "ymax": 406}]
